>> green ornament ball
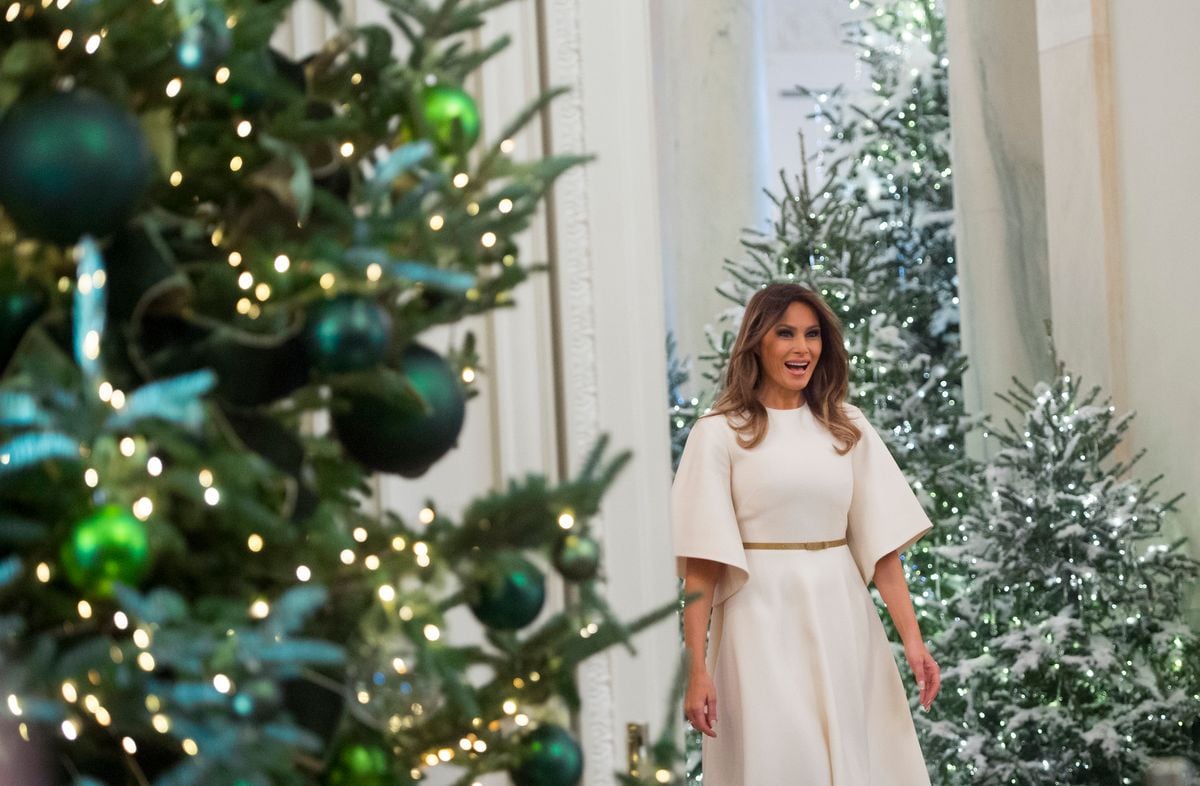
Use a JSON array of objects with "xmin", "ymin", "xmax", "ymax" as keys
[
  {"xmin": 306, "ymin": 296, "xmax": 393, "ymax": 374},
  {"xmin": 60, "ymin": 505, "xmax": 150, "ymax": 597},
  {"xmin": 510, "ymin": 724, "xmax": 584, "ymax": 786},
  {"xmin": 420, "ymin": 85, "xmax": 481, "ymax": 153},
  {"xmin": 325, "ymin": 741, "xmax": 391, "ymax": 786},
  {"xmin": 468, "ymin": 551, "xmax": 545, "ymax": 630},
  {"xmin": 552, "ymin": 534, "xmax": 600, "ymax": 582},
  {"xmin": 332, "ymin": 343, "xmax": 465, "ymax": 477},
  {"xmin": 0, "ymin": 91, "xmax": 152, "ymax": 244}
]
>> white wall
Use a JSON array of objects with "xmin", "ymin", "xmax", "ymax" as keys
[{"xmin": 1107, "ymin": 0, "xmax": 1200, "ymax": 579}]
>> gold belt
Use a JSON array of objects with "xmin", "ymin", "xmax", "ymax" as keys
[{"xmin": 742, "ymin": 538, "xmax": 848, "ymax": 551}]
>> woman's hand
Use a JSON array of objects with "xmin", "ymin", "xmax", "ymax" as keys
[
  {"xmin": 684, "ymin": 670, "xmax": 718, "ymax": 737},
  {"xmin": 904, "ymin": 640, "xmax": 940, "ymax": 711}
]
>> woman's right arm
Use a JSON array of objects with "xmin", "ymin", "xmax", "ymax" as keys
[{"xmin": 682, "ymin": 556, "xmax": 723, "ymax": 737}]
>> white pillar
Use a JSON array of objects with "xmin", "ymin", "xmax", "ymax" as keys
[
  {"xmin": 650, "ymin": 0, "xmax": 773, "ymax": 371},
  {"xmin": 541, "ymin": 1, "xmax": 682, "ymax": 783},
  {"xmin": 944, "ymin": 0, "xmax": 1055, "ymax": 456}
]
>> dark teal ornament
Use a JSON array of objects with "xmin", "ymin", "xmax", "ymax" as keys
[
  {"xmin": 468, "ymin": 551, "xmax": 545, "ymax": 630},
  {"xmin": 60, "ymin": 505, "xmax": 151, "ymax": 597},
  {"xmin": 420, "ymin": 85, "xmax": 481, "ymax": 152},
  {"xmin": 176, "ymin": 6, "xmax": 232, "ymax": 71},
  {"xmin": 306, "ymin": 296, "xmax": 392, "ymax": 373},
  {"xmin": 0, "ymin": 91, "xmax": 152, "ymax": 244},
  {"xmin": 552, "ymin": 533, "xmax": 600, "ymax": 582},
  {"xmin": 325, "ymin": 741, "xmax": 391, "ymax": 786},
  {"xmin": 231, "ymin": 679, "xmax": 282, "ymax": 721},
  {"xmin": 332, "ymin": 343, "xmax": 465, "ymax": 477},
  {"xmin": 510, "ymin": 724, "xmax": 583, "ymax": 786},
  {"xmin": 0, "ymin": 288, "xmax": 45, "ymax": 372}
]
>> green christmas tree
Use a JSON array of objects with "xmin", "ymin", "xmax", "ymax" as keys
[
  {"xmin": 922, "ymin": 363, "xmax": 1200, "ymax": 784},
  {"xmin": 0, "ymin": 1, "xmax": 685, "ymax": 784}
]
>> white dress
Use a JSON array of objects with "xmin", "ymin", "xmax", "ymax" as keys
[{"xmin": 671, "ymin": 402, "xmax": 933, "ymax": 786}]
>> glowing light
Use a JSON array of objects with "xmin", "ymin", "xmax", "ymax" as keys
[
  {"xmin": 236, "ymin": 120, "xmax": 252, "ymax": 138},
  {"xmin": 247, "ymin": 534, "xmax": 263, "ymax": 552},
  {"xmin": 274, "ymin": 254, "xmax": 290, "ymax": 272},
  {"xmin": 212, "ymin": 674, "xmax": 232, "ymax": 694},
  {"xmin": 84, "ymin": 468, "xmax": 99, "ymax": 487},
  {"xmin": 132, "ymin": 496, "xmax": 154, "ymax": 520},
  {"xmin": 229, "ymin": 156, "xmax": 243, "ymax": 172},
  {"xmin": 558, "ymin": 511, "xmax": 575, "ymax": 530},
  {"xmin": 498, "ymin": 198, "xmax": 513, "ymax": 214},
  {"xmin": 165, "ymin": 77, "xmax": 182, "ymax": 98},
  {"xmin": 249, "ymin": 599, "xmax": 270, "ymax": 619},
  {"xmin": 296, "ymin": 565, "xmax": 311, "ymax": 581}
]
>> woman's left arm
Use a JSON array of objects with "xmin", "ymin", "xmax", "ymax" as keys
[{"xmin": 873, "ymin": 549, "xmax": 940, "ymax": 711}]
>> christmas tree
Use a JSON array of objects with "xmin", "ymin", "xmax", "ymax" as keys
[
  {"xmin": 923, "ymin": 363, "xmax": 1200, "ymax": 784},
  {"xmin": 791, "ymin": 0, "xmax": 957, "ymax": 362},
  {"xmin": 0, "ymin": 1, "xmax": 684, "ymax": 784}
]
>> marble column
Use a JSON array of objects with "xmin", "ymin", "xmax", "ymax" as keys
[
  {"xmin": 650, "ymin": 0, "xmax": 773, "ymax": 372},
  {"xmin": 1035, "ymin": 0, "xmax": 1127, "ymax": 419},
  {"xmin": 944, "ymin": 0, "xmax": 1054, "ymax": 457}
]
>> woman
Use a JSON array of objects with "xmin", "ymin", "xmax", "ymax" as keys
[{"xmin": 672, "ymin": 283, "xmax": 941, "ymax": 785}]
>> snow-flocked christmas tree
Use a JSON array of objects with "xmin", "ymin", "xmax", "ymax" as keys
[{"xmin": 923, "ymin": 363, "xmax": 1200, "ymax": 785}]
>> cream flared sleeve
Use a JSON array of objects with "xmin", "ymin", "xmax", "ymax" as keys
[
  {"xmin": 671, "ymin": 415, "xmax": 749, "ymax": 607},
  {"xmin": 844, "ymin": 404, "xmax": 933, "ymax": 585}
]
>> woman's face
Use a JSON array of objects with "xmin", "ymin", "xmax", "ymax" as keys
[{"xmin": 755, "ymin": 301, "xmax": 822, "ymax": 402}]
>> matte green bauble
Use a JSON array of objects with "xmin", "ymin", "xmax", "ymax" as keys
[
  {"xmin": 332, "ymin": 343, "xmax": 465, "ymax": 477},
  {"xmin": 0, "ymin": 288, "xmax": 45, "ymax": 372},
  {"xmin": 420, "ymin": 85, "xmax": 481, "ymax": 152},
  {"xmin": 468, "ymin": 551, "xmax": 546, "ymax": 630},
  {"xmin": 60, "ymin": 506, "xmax": 150, "ymax": 597},
  {"xmin": 552, "ymin": 533, "xmax": 600, "ymax": 582},
  {"xmin": 325, "ymin": 741, "xmax": 391, "ymax": 786},
  {"xmin": 0, "ymin": 91, "xmax": 152, "ymax": 244},
  {"xmin": 510, "ymin": 724, "xmax": 584, "ymax": 786},
  {"xmin": 306, "ymin": 296, "xmax": 392, "ymax": 374}
]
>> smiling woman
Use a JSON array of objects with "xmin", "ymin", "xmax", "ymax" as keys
[{"xmin": 673, "ymin": 282, "xmax": 940, "ymax": 786}]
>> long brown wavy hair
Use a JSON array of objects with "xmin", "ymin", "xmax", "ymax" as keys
[{"xmin": 707, "ymin": 283, "xmax": 861, "ymax": 454}]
